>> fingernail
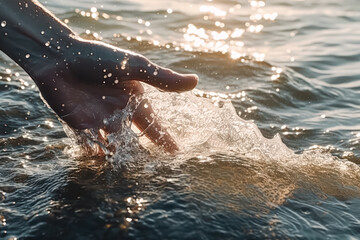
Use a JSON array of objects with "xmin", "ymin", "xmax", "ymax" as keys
[{"xmin": 184, "ymin": 74, "xmax": 199, "ymax": 89}]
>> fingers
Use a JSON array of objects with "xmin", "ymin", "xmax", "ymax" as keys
[
  {"xmin": 70, "ymin": 41, "xmax": 198, "ymax": 92},
  {"xmin": 132, "ymin": 99, "xmax": 179, "ymax": 154},
  {"xmin": 128, "ymin": 55, "xmax": 199, "ymax": 92}
]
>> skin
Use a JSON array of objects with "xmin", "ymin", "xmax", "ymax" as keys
[{"xmin": 0, "ymin": 0, "xmax": 198, "ymax": 153}]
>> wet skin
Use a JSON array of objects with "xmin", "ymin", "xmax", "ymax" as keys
[{"xmin": 0, "ymin": 0, "xmax": 198, "ymax": 153}]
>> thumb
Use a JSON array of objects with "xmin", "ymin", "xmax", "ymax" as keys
[{"xmin": 129, "ymin": 55, "xmax": 199, "ymax": 92}]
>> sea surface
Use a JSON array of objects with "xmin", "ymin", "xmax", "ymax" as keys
[{"xmin": 1, "ymin": 0, "xmax": 360, "ymax": 239}]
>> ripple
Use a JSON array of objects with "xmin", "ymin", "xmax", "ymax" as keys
[{"xmin": 1, "ymin": 0, "xmax": 360, "ymax": 239}]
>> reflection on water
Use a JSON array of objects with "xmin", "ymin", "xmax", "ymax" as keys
[{"xmin": 1, "ymin": 0, "xmax": 360, "ymax": 239}]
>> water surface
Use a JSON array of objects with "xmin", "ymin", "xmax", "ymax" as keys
[{"xmin": 1, "ymin": 0, "xmax": 360, "ymax": 239}]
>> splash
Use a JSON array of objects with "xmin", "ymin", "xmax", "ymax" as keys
[
  {"xmin": 62, "ymin": 84, "xmax": 360, "ymax": 204},
  {"xmin": 63, "ymin": 84, "xmax": 360, "ymax": 172},
  {"xmin": 62, "ymin": 96, "xmax": 149, "ymax": 167},
  {"xmin": 146, "ymin": 86, "xmax": 360, "ymax": 198}
]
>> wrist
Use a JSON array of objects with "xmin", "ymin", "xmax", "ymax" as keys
[{"xmin": 0, "ymin": 0, "xmax": 75, "ymax": 74}]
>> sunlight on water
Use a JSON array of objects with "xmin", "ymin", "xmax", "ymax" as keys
[
  {"xmin": 2, "ymin": 0, "xmax": 360, "ymax": 238},
  {"xmin": 71, "ymin": 0, "xmax": 279, "ymax": 63},
  {"xmin": 178, "ymin": 1, "xmax": 277, "ymax": 61},
  {"xmin": 200, "ymin": 5, "xmax": 227, "ymax": 17},
  {"xmin": 192, "ymin": 1, "xmax": 273, "ymax": 60}
]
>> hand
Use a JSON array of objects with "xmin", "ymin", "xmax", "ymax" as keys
[{"xmin": 32, "ymin": 37, "xmax": 198, "ymax": 153}]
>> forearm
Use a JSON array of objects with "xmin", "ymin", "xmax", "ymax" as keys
[{"xmin": 0, "ymin": 0, "xmax": 74, "ymax": 76}]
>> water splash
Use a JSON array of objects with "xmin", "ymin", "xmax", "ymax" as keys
[
  {"xmin": 141, "ymin": 87, "xmax": 292, "ymax": 159},
  {"xmin": 62, "ymin": 96, "xmax": 149, "ymax": 167},
  {"xmin": 60, "ymin": 83, "xmax": 360, "ymax": 206},
  {"xmin": 141, "ymin": 86, "xmax": 360, "ymax": 201},
  {"xmin": 62, "ymin": 84, "xmax": 360, "ymax": 174}
]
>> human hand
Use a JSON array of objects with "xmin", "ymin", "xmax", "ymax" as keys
[{"xmin": 32, "ymin": 37, "xmax": 198, "ymax": 153}]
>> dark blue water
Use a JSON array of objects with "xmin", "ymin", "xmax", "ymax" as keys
[{"xmin": 1, "ymin": 0, "xmax": 360, "ymax": 239}]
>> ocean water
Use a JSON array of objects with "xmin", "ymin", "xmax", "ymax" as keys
[{"xmin": 1, "ymin": 0, "xmax": 360, "ymax": 239}]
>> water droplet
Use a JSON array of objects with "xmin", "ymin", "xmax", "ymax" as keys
[
  {"xmin": 45, "ymin": 41, "xmax": 50, "ymax": 47},
  {"xmin": 153, "ymin": 71, "xmax": 158, "ymax": 76},
  {"xmin": 1, "ymin": 21, "xmax": 6, "ymax": 27},
  {"xmin": 107, "ymin": 73, "xmax": 112, "ymax": 77},
  {"xmin": 114, "ymin": 79, "xmax": 119, "ymax": 84},
  {"xmin": 25, "ymin": 54, "xmax": 30, "ymax": 58},
  {"xmin": 144, "ymin": 103, "xmax": 149, "ymax": 108},
  {"xmin": 121, "ymin": 59, "xmax": 128, "ymax": 70},
  {"xmin": 102, "ymin": 96, "xmax": 106, "ymax": 100},
  {"xmin": 41, "ymin": 31, "xmax": 45, "ymax": 35}
]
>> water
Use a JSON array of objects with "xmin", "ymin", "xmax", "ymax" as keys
[{"xmin": 1, "ymin": 0, "xmax": 360, "ymax": 239}]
